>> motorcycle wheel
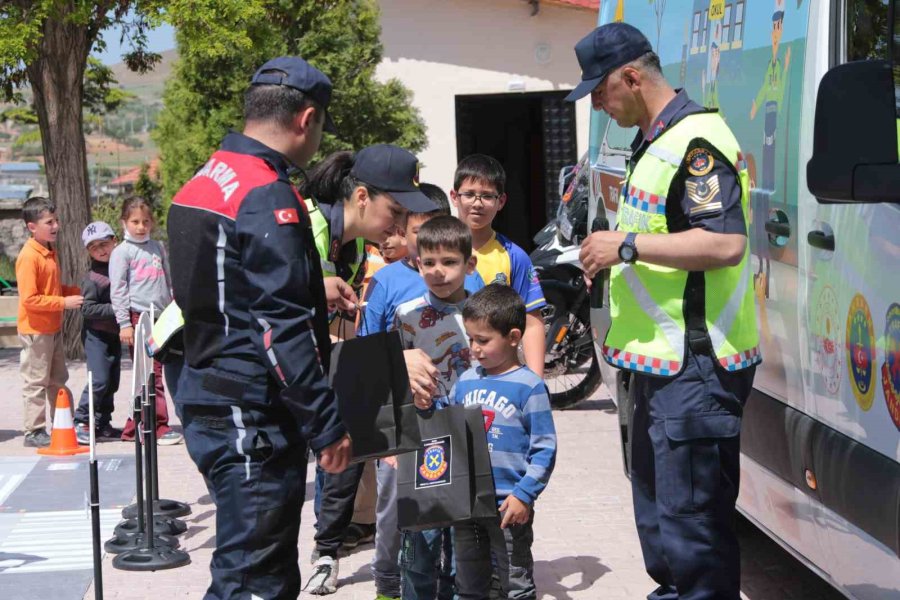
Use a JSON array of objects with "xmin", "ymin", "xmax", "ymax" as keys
[{"xmin": 543, "ymin": 306, "xmax": 602, "ymax": 409}]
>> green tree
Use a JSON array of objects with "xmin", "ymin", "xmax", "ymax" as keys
[
  {"xmin": 0, "ymin": 1, "xmax": 163, "ymax": 356},
  {"xmin": 156, "ymin": 0, "xmax": 426, "ymax": 201}
]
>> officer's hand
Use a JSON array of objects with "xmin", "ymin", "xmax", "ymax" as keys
[
  {"xmin": 324, "ymin": 277, "xmax": 359, "ymax": 313},
  {"xmin": 579, "ymin": 230, "xmax": 626, "ymax": 279},
  {"xmin": 318, "ymin": 434, "xmax": 352, "ymax": 474},
  {"xmin": 403, "ymin": 349, "xmax": 439, "ymax": 401}
]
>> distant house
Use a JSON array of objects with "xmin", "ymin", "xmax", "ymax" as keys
[
  {"xmin": 107, "ymin": 159, "xmax": 160, "ymax": 196},
  {"xmin": 0, "ymin": 162, "xmax": 46, "ymax": 196},
  {"xmin": 375, "ymin": 0, "xmax": 599, "ymax": 250}
]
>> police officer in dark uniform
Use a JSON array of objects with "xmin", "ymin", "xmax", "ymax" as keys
[
  {"xmin": 569, "ymin": 24, "xmax": 761, "ymax": 600},
  {"xmin": 167, "ymin": 56, "xmax": 353, "ymax": 600}
]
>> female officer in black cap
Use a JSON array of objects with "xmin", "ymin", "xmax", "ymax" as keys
[{"xmin": 299, "ymin": 143, "xmax": 438, "ymax": 595}]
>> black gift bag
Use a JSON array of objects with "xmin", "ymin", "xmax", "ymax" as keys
[
  {"xmin": 397, "ymin": 405, "xmax": 498, "ymax": 531},
  {"xmin": 328, "ymin": 330, "xmax": 421, "ymax": 463}
]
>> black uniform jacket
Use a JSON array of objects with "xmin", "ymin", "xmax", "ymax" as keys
[{"xmin": 167, "ymin": 132, "xmax": 345, "ymax": 452}]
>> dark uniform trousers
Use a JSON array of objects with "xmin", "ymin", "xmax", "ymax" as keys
[
  {"xmin": 630, "ymin": 348, "xmax": 755, "ymax": 600},
  {"xmin": 181, "ymin": 400, "xmax": 307, "ymax": 600}
]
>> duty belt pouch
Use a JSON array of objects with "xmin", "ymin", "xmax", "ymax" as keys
[
  {"xmin": 328, "ymin": 330, "xmax": 421, "ymax": 463},
  {"xmin": 397, "ymin": 405, "xmax": 497, "ymax": 531}
]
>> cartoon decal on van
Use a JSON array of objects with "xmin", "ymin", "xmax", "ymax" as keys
[
  {"xmin": 812, "ymin": 285, "xmax": 842, "ymax": 396},
  {"xmin": 702, "ymin": 21, "xmax": 723, "ymax": 110},
  {"xmin": 748, "ymin": 0, "xmax": 791, "ymax": 299}
]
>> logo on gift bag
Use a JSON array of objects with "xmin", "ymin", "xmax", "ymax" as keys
[{"xmin": 416, "ymin": 435, "xmax": 452, "ymax": 489}]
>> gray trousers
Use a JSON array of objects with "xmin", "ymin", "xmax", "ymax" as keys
[
  {"xmin": 454, "ymin": 514, "xmax": 536, "ymax": 600},
  {"xmin": 372, "ymin": 458, "xmax": 401, "ymax": 598},
  {"xmin": 19, "ymin": 332, "xmax": 68, "ymax": 434}
]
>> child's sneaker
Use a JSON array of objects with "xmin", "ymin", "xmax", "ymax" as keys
[
  {"xmin": 342, "ymin": 522, "xmax": 375, "ymax": 549},
  {"xmin": 75, "ymin": 423, "xmax": 91, "ymax": 446},
  {"xmin": 97, "ymin": 423, "xmax": 123, "ymax": 440},
  {"xmin": 23, "ymin": 429, "xmax": 51, "ymax": 448},
  {"xmin": 158, "ymin": 430, "xmax": 183, "ymax": 446},
  {"xmin": 375, "ymin": 595, "xmax": 400, "ymax": 600},
  {"xmin": 304, "ymin": 555, "xmax": 338, "ymax": 595}
]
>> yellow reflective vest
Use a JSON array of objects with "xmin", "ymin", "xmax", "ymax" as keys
[
  {"xmin": 304, "ymin": 199, "xmax": 365, "ymax": 283},
  {"xmin": 603, "ymin": 111, "xmax": 761, "ymax": 376}
]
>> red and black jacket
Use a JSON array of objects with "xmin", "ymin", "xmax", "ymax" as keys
[{"xmin": 168, "ymin": 132, "xmax": 344, "ymax": 452}]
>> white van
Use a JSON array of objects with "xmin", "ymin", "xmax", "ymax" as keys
[{"xmin": 586, "ymin": 1, "xmax": 900, "ymax": 598}]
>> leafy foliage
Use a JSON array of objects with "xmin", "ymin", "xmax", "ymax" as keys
[
  {"xmin": 156, "ymin": 0, "xmax": 426, "ymax": 200},
  {"xmin": 84, "ymin": 57, "xmax": 137, "ymax": 114}
]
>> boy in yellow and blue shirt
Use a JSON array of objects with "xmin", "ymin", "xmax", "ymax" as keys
[{"xmin": 451, "ymin": 154, "xmax": 546, "ymax": 376}]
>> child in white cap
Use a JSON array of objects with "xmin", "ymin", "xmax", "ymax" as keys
[{"xmin": 74, "ymin": 220, "xmax": 122, "ymax": 444}]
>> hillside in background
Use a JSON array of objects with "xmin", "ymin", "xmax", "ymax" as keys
[
  {"xmin": 108, "ymin": 48, "xmax": 176, "ymax": 102},
  {"xmin": 0, "ymin": 49, "xmax": 176, "ymax": 177}
]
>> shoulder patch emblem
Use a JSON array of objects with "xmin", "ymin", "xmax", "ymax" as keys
[
  {"xmin": 686, "ymin": 148, "xmax": 714, "ymax": 176},
  {"xmin": 686, "ymin": 174, "xmax": 723, "ymax": 214}
]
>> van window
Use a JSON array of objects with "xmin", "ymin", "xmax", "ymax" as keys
[
  {"xmin": 605, "ymin": 121, "xmax": 638, "ymax": 152},
  {"xmin": 846, "ymin": 0, "xmax": 889, "ymax": 62}
]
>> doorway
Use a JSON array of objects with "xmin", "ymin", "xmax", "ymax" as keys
[{"xmin": 455, "ymin": 91, "xmax": 577, "ymax": 251}]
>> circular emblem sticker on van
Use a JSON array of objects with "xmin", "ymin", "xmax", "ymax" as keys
[
  {"xmin": 846, "ymin": 293, "xmax": 875, "ymax": 411},
  {"xmin": 881, "ymin": 303, "xmax": 900, "ymax": 430},
  {"xmin": 812, "ymin": 286, "xmax": 842, "ymax": 395}
]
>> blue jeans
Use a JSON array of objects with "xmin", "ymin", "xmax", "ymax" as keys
[
  {"xmin": 454, "ymin": 517, "xmax": 535, "ymax": 600},
  {"xmin": 75, "ymin": 328, "xmax": 121, "ymax": 428},
  {"xmin": 400, "ymin": 527, "xmax": 455, "ymax": 600}
]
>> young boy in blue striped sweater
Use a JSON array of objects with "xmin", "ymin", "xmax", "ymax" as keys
[{"xmin": 447, "ymin": 284, "xmax": 557, "ymax": 599}]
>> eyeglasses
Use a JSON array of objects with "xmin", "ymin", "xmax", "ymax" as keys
[{"xmin": 456, "ymin": 191, "xmax": 501, "ymax": 204}]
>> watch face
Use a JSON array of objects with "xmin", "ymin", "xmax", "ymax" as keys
[{"xmin": 620, "ymin": 245, "xmax": 635, "ymax": 262}]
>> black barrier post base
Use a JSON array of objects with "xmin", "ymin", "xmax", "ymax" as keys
[
  {"xmin": 114, "ymin": 515, "xmax": 187, "ymax": 538},
  {"xmin": 121, "ymin": 498, "xmax": 191, "ymax": 520},
  {"xmin": 105, "ymin": 531, "xmax": 180, "ymax": 555},
  {"xmin": 114, "ymin": 372, "xmax": 190, "ymax": 571},
  {"xmin": 111, "ymin": 546, "xmax": 191, "ymax": 572}
]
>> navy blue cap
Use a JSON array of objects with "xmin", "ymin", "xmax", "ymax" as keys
[
  {"xmin": 565, "ymin": 23, "xmax": 653, "ymax": 102},
  {"xmin": 251, "ymin": 56, "xmax": 338, "ymax": 134},
  {"xmin": 350, "ymin": 144, "xmax": 437, "ymax": 213}
]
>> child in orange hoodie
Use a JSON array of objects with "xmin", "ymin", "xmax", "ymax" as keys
[{"xmin": 16, "ymin": 197, "xmax": 84, "ymax": 447}]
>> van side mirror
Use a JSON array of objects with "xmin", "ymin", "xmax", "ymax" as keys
[{"xmin": 807, "ymin": 60, "xmax": 900, "ymax": 203}]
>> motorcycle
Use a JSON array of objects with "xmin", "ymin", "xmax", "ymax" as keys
[{"xmin": 531, "ymin": 155, "xmax": 601, "ymax": 409}]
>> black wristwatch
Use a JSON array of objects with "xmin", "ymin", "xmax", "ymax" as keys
[{"xmin": 618, "ymin": 232, "xmax": 639, "ymax": 264}]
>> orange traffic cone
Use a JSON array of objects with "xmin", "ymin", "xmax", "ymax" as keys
[{"xmin": 38, "ymin": 389, "xmax": 89, "ymax": 456}]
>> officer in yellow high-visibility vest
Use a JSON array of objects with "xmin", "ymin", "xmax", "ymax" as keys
[{"xmin": 568, "ymin": 24, "xmax": 761, "ymax": 600}]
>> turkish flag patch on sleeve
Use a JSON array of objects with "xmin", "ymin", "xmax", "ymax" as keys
[{"xmin": 274, "ymin": 208, "xmax": 300, "ymax": 225}]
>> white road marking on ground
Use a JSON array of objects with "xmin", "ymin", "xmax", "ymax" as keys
[
  {"xmin": 0, "ymin": 474, "xmax": 25, "ymax": 505},
  {"xmin": 0, "ymin": 509, "xmax": 121, "ymax": 575}
]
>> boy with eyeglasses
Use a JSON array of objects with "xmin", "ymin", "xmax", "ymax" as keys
[{"xmin": 451, "ymin": 154, "xmax": 546, "ymax": 377}]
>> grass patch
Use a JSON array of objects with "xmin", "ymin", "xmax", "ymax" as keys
[{"xmin": 0, "ymin": 255, "xmax": 15, "ymax": 288}]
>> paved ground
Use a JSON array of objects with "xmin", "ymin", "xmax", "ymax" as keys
[{"xmin": 0, "ymin": 348, "xmax": 842, "ymax": 599}]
